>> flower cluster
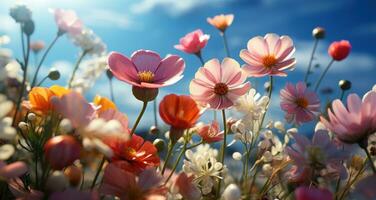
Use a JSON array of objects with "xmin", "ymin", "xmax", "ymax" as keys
[{"xmin": 0, "ymin": 5, "xmax": 375, "ymax": 200}]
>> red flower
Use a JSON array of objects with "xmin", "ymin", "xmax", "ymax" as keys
[
  {"xmin": 44, "ymin": 135, "xmax": 81, "ymax": 170},
  {"xmin": 328, "ymin": 40, "xmax": 351, "ymax": 61},
  {"xmin": 159, "ymin": 94, "xmax": 201, "ymax": 141},
  {"xmin": 105, "ymin": 134, "xmax": 160, "ymax": 173},
  {"xmin": 197, "ymin": 121, "xmax": 223, "ymax": 143}
]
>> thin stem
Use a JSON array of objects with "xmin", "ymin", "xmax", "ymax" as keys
[
  {"xmin": 314, "ymin": 59, "xmax": 334, "ymax": 92},
  {"xmin": 153, "ymin": 99, "xmax": 158, "ymax": 128},
  {"xmin": 31, "ymin": 34, "xmax": 60, "ymax": 88},
  {"xmin": 68, "ymin": 50, "xmax": 88, "ymax": 88},
  {"xmin": 109, "ymin": 78, "xmax": 115, "ymax": 102},
  {"xmin": 165, "ymin": 141, "xmax": 187, "ymax": 183},
  {"xmin": 90, "ymin": 157, "xmax": 106, "ymax": 189},
  {"xmin": 304, "ymin": 39, "xmax": 319, "ymax": 83},
  {"xmin": 363, "ymin": 146, "xmax": 376, "ymax": 173},
  {"xmin": 161, "ymin": 142, "xmax": 175, "ymax": 175},
  {"xmin": 259, "ymin": 76, "xmax": 274, "ymax": 129},
  {"xmin": 221, "ymin": 31, "xmax": 231, "ymax": 57},
  {"xmin": 36, "ymin": 75, "xmax": 48, "ymax": 87},
  {"xmin": 12, "ymin": 35, "xmax": 31, "ymax": 127},
  {"xmin": 339, "ymin": 90, "xmax": 345, "ymax": 101},
  {"xmin": 130, "ymin": 101, "xmax": 148, "ymax": 136},
  {"xmin": 20, "ymin": 25, "xmax": 26, "ymax": 60},
  {"xmin": 195, "ymin": 51, "xmax": 205, "ymax": 65},
  {"xmin": 216, "ymin": 109, "xmax": 227, "ymax": 198},
  {"xmin": 186, "ymin": 140, "xmax": 203, "ymax": 150}
]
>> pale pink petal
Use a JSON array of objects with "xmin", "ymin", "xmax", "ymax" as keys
[
  {"xmin": 154, "ymin": 55, "xmax": 185, "ymax": 83},
  {"xmin": 108, "ymin": 52, "xmax": 139, "ymax": 84},
  {"xmin": 265, "ymin": 33, "xmax": 282, "ymax": 55},
  {"xmin": 247, "ymin": 36, "xmax": 269, "ymax": 58},
  {"xmin": 131, "ymin": 50, "xmax": 162, "ymax": 72}
]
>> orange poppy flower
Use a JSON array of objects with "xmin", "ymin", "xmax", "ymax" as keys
[
  {"xmin": 25, "ymin": 85, "xmax": 70, "ymax": 115},
  {"xmin": 159, "ymin": 94, "xmax": 201, "ymax": 141},
  {"xmin": 93, "ymin": 95, "xmax": 117, "ymax": 113},
  {"xmin": 207, "ymin": 14, "xmax": 234, "ymax": 32}
]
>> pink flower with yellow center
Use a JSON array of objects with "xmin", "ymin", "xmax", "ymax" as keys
[
  {"xmin": 280, "ymin": 82, "xmax": 320, "ymax": 125},
  {"xmin": 189, "ymin": 58, "xmax": 251, "ymax": 110},
  {"xmin": 174, "ymin": 29, "xmax": 210, "ymax": 54},
  {"xmin": 240, "ymin": 33, "xmax": 296, "ymax": 77},
  {"xmin": 108, "ymin": 50, "xmax": 185, "ymax": 89}
]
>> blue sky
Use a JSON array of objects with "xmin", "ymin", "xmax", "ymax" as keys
[{"xmin": 1, "ymin": 0, "xmax": 375, "ymax": 133}]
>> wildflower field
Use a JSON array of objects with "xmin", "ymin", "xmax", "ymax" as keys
[{"xmin": 0, "ymin": 0, "xmax": 375, "ymax": 200}]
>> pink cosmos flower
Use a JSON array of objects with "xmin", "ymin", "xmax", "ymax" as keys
[
  {"xmin": 295, "ymin": 186, "xmax": 333, "ymax": 200},
  {"xmin": 51, "ymin": 92, "xmax": 96, "ymax": 128},
  {"xmin": 240, "ymin": 33, "xmax": 296, "ymax": 77},
  {"xmin": 286, "ymin": 130, "xmax": 348, "ymax": 184},
  {"xmin": 320, "ymin": 91, "xmax": 376, "ymax": 144},
  {"xmin": 98, "ymin": 109, "xmax": 129, "ymax": 133},
  {"xmin": 280, "ymin": 82, "xmax": 320, "ymax": 125},
  {"xmin": 173, "ymin": 173, "xmax": 201, "ymax": 200},
  {"xmin": 197, "ymin": 121, "xmax": 223, "ymax": 143},
  {"xmin": 52, "ymin": 9, "xmax": 83, "ymax": 35},
  {"xmin": 189, "ymin": 58, "xmax": 251, "ymax": 109},
  {"xmin": 100, "ymin": 163, "xmax": 167, "ymax": 200},
  {"xmin": 0, "ymin": 161, "xmax": 28, "ymax": 180},
  {"xmin": 108, "ymin": 50, "xmax": 185, "ymax": 88},
  {"xmin": 174, "ymin": 29, "xmax": 210, "ymax": 54}
]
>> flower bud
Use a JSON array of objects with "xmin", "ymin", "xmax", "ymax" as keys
[
  {"xmin": 262, "ymin": 164, "xmax": 273, "ymax": 176},
  {"xmin": 312, "ymin": 27, "xmax": 325, "ymax": 39},
  {"xmin": 232, "ymin": 152, "xmax": 242, "ymax": 161},
  {"xmin": 18, "ymin": 122, "xmax": 28, "ymax": 132},
  {"xmin": 9, "ymin": 4, "xmax": 32, "ymax": 23},
  {"xmin": 48, "ymin": 69, "xmax": 61, "ymax": 80},
  {"xmin": 349, "ymin": 155, "xmax": 364, "ymax": 171},
  {"xmin": 149, "ymin": 125, "xmax": 160, "ymax": 135},
  {"xmin": 222, "ymin": 184, "xmax": 241, "ymax": 200},
  {"xmin": 338, "ymin": 80, "xmax": 351, "ymax": 91},
  {"xmin": 59, "ymin": 119, "xmax": 73, "ymax": 133},
  {"xmin": 22, "ymin": 20, "xmax": 35, "ymax": 36},
  {"xmin": 328, "ymin": 40, "xmax": 351, "ymax": 61},
  {"xmin": 44, "ymin": 135, "xmax": 81, "ymax": 170},
  {"xmin": 106, "ymin": 69, "xmax": 113, "ymax": 79},
  {"xmin": 30, "ymin": 40, "xmax": 45, "ymax": 53},
  {"xmin": 46, "ymin": 171, "xmax": 68, "ymax": 192},
  {"xmin": 132, "ymin": 86, "xmax": 158, "ymax": 102},
  {"xmin": 64, "ymin": 165, "xmax": 82, "ymax": 186},
  {"xmin": 153, "ymin": 139, "xmax": 165, "ymax": 152},
  {"xmin": 27, "ymin": 113, "xmax": 36, "ymax": 122}
]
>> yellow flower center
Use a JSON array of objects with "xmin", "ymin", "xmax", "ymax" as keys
[
  {"xmin": 214, "ymin": 83, "xmax": 229, "ymax": 95},
  {"xmin": 125, "ymin": 147, "xmax": 137, "ymax": 157},
  {"xmin": 262, "ymin": 55, "xmax": 277, "ymax": 68},
  {"xmin": 295, "ymin": 98, "xmax": 309, "ymax": 108},
  {"xmin": 137, "ymin": 71, "xmax": 154, "ymax": 83}
]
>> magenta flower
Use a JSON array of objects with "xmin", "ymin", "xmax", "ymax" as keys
[
  {"xmin": 52, "ymin": 9, "xmax": 83, "ymax": 35},
  {"xmin": 189, "ymin": 58, "xmax": 251, "ymax": 109},
  {"xmin": 295, "ymin": 186, "xmax": 333, "ymax": 200},
  {"xmin": 174, "ymin": 29, "xmax": 210, "ymax": 54},
  {"xmin": 321, "ymin": 91, "xmax": 376, "ymax": 144},
  {"xmin": 197, "ymin": 121, "xmax": 223, "ymax": 143},
  {"xmin": 108, "ymin": 50, "xmax": 185, "ymax": 89},
  {"xmin": 0, "ymin": 161, "xmax": 28, "ymax": 180},
  {"xmin": 100, "ymin": 163, "xmax": 167, "ymax": 200},
  {"xmin": 280, "ymin": 82, "xmax": 320, "ymax": 125},
  {"xmin": 9, "ymin": 179, "xmax": 44, "ymax": 200},
  {"xmin": 286, "ymin": 130, "xmax": 348, "ymax": 184},
  {"xmin": 240, "ymin": 33, "xmax": 296, "ymax": 77}
]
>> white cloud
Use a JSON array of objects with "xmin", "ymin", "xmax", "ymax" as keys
[
  {"xmin": 294, "ymin": 40, "xmax": 376, "ymax": 73},
  {"xmin": 130, "ymin": 0, "xmax": 230, "ymax": 16},
  {"xmin": 82, "ymin": 9, "xmax": 135, "ymax": 30},
  {"xmin": 0, "ymin": 14, "xmax": 18, "ymax": 35}
]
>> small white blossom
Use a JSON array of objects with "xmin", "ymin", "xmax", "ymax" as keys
[
  {"xmin": 0, "ymin": 144, "xmax": 15, "ymax": 160},
  {"xmin": 222, "ymin": 184, "xmax": 241, "ymax": 200},
  {"xmin": 232, "ymin": 152, "xmax": 242, "ymax": 161},
  {"xmin": 70, "ymin": 28, "xmax": 106, "ymax": 56},
  {"xmin": 234, "ymin": 88, "xmax": 269, "ymax": 121},
  {"xmin": 273, "ymin": 121, "xmax": 285, "ymax": 132}
]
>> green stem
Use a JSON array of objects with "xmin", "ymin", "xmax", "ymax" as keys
[
  {"xmin": 130, "ymin": 101, "xmax": 148, "ymax": 136},
  {"xmin": 90, "ymin": 157, "xmax": 106, "ymax": 189},
  {"xmin": 36, "ymin": 75, "xmax": 49, "ymax": 87},
  {"xmin": 339, "ymin": 90, "xmax": 345, "ymax": 101},
  {"xmin": 186, "ymin": 141, "xmax": 203, "ymax": 150},
  {"xmin": 216, "ymin": 109, "xmax": 227, "ymax": 198},
  {"xmin": 12, "ymin": 34, "xmax": 30, "ymax": 127},
  {"xmin": 165, "ymin": 141, "xmax": 187, "ymax": 183},
  {"xmin": 304, "ymin": 39, "xmax": 319, "ymax": 83},
  {"xmin": 221, "ymin": 31, "xmax": 231, "ymax": 57},
  {"xmin": 153, "ymin": 99, "xmax": 158, "ymax": 128},
  {"xmin": 31, "ymin": 34, "xmax": 60, "ymax": 88},
  {"xmin": 195, "ymin": 51, "xmax": 205, "ymax": 65},
  {"xmin": 109, "ymin": 78, "xmax": 115, "ymax": 102},
  {"xmin": 363, "ymin": 146, "xmax": 376, "ymax": 174},
  {"xmin": 314, "ymin": 59, "xmax": 334, "ymax": 92},
  {"xmin": 259, "ymin": 76, "xmax": 273, "ymax": 130},
  {"xmin": 68, "ymin": 50, "xmax": 88, "ymax": 88},
  {"xmin": 161, "ymin": 141, "xmax": 175, "ymax": 175}
]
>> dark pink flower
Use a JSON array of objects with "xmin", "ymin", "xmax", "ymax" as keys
[
  {"xmin": 240, "ymin": 33, "xmax": 296, "ymax": 77},
  {"xmin": 280, "ymin": 82, "xmax": 320, "ymax": 125},
  {"xmin": 197, "ymin": 121, "xmax": 223, "ymax": 143},
  {"xmin": 100, "ymin": 163, "xmax": 167, "ymax": 200},
  {"xmin": 320, "ymin": 91, "xmax": 376, "ymax": 144},
  {"xmin": 108, "ymin": 50, "xmax": 185, "ymax": 89},
  {"xmin": 295, "ymin": 186, "xmax": 332, "ymax": 200},
  {"xmin": 174, "ymin": 29, "xmax": 210, "ymax": 54}
]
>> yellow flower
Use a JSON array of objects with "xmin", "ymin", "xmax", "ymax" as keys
[{"xmin": 93, "ymin": 95, "xmax": 116, "ymax": 113}]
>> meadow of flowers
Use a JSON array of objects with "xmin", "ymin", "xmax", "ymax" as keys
[{"xmin": 0, "ymin": 4, "xmax": 376, "ymax": 200}]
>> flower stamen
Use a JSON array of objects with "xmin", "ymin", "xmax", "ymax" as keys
[
  {"xmin": 262, "ymin": 55, "xmax": 277, "ymax": 68},
  {"xmin": 214, "ymin": 83, "xmax": 228, "ymax": 95},
  {"xmin": 137, "ymin": 71, "xmax": 155, "ymax": 83},
  {"xmin": 296, "ymin": 98, "xmax": 309, "ymax": 108}
]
